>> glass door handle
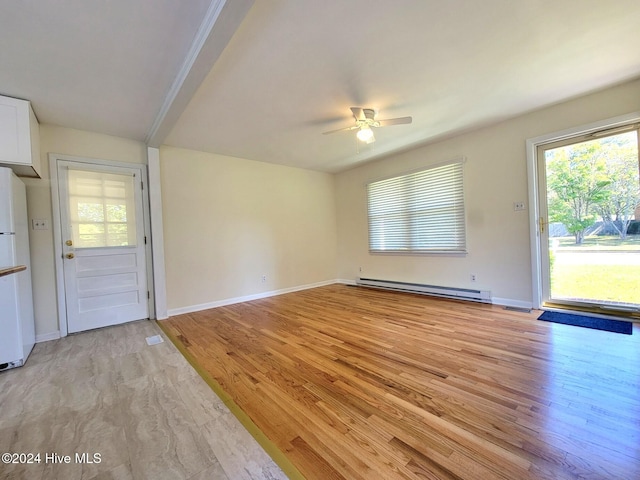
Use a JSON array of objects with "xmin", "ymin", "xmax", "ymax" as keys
[
  {"xmin": 539, "ymin": 217, "xmax": 547, "ymax": 233},
  {"xmin": 65, "ymin": 253, "xmax": 75, "ymax": 259}
]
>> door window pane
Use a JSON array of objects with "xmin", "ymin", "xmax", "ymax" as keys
[
  {"xmin": 544, "ymin": 130, "xmax": 640, "ymax": 306},
  {"xmin": 68, "ymin": 169, "xmax": 137, "ymax": 248}
]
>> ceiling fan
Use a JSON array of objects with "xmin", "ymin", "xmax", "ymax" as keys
[{"xmin": 323, "ymin": 107, "xmax": 412, "ymax": 144}]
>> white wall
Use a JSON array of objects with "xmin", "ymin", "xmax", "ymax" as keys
[
  {"xmin": 21, "ymin": 78, "xmax": 640, "ymax": 336},
  {"xmin": 23, "ymin": 126, "xmax": 337, "ymax": 336},
  {"xmin": 23, "ymin": 124, "xmax": 147, "ymax": 339},
  {"xmin": 335, "ymin": 78, "xmax": 640, "ymax": 307},
  {"xmin": 159, "ymin": 146, "xmax": 338, "ymax": 313}
]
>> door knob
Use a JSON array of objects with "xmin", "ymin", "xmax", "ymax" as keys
[
  {"xmin": 65, "ymin": 253, "xmax": 75, "ymax": 259},
  {"xmin": 66, "ymin": 240, "xmax": 73, "ymax": 246}
]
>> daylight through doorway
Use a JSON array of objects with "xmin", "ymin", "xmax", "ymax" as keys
[{"xmin": 538, "ymin": 128, "xmax": 640, "ymax": 311}]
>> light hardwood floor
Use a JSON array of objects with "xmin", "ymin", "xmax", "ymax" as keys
[
  {"xmin": 0, "ymin": 320, "xmax": 286, "ymax": 480},
  {"xmin": 160, "ymin": 284, "xmax": 640, "ymax": 480}
]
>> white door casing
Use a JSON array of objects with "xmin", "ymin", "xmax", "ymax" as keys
[{"xmin": 51, "ymin": 155, "xmax": 151, "ymax": 334}]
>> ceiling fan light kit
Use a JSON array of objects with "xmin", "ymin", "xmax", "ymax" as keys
[
  {"xmin": 356, "ymin": 126, "xmax": 375, "ymax": 143},
  {"xmin": 323, "ymin": 107, "xmax": 412, "ymax": 144}
]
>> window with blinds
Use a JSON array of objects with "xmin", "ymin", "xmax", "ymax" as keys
[
  {"xmin": 68, "ymin": 169, "xmax": 137, "ymax": 248},
  {"xmin": 367, "ymin": 160, "xmax": 466, "ymax": 254}
]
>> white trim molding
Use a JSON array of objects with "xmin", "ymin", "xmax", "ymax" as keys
[
  {"xmin": 491, "ymin": 297, "xmax": 534, "ymax": 310},
  {"xmin": 166, "ymin": 279, "xmax": 338, "ymax": 317},
  {"xmin": 147, "ymin": 147, "xmax": 168, "ymax": 319},
  {"xmin": 165, "ymin": 279, "xmax": 538, "ymax": 318},
  {"xmin": 35, "ymin": 331, "xmax": 61, "ymax": 343}
]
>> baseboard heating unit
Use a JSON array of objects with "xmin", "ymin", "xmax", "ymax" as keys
[{"xmin": 356, "ymin": 278, "xmax": 492, "ymax": 303}]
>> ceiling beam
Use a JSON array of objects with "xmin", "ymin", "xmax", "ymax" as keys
[{"xmin": 145, "ymin": 0, "xmax": 254, "ymax": 148}]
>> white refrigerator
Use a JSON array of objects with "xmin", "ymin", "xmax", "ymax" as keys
[{"xmin": 0, "ymin": 166, "xmax": 35, "ymax": 371}]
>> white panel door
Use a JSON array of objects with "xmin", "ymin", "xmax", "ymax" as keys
[{"xmin": 57, "ymin": 161, "xmax": 148, "ymax": 333}]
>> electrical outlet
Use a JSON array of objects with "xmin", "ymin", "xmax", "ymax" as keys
[
  {"xmin": 261, "ymin": 275, "xmax": 267, "ymax": 283},
  {"xmin": 514, "ymin": 202, "xmax": 526, "ymax": 211},
  {"xmin": 32, "ymin": 219, "xmax": 48, "ymax": 230},
  {"xmin": 470, "ymin": 274, "xmax": 477, "ymax": 282}
]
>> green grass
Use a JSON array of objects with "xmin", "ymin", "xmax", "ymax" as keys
[
  {"xmin": 549, "ymin": 235, "xmax": 640, "ymax": 304},
  {"xmin": 551, "ymin": 263, "xmax": 640, "ymax": 304}
]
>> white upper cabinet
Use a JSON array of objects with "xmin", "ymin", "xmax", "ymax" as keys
[{"xmin": 0, "ymin": 95, "xmax": 41, "ymax": 178}]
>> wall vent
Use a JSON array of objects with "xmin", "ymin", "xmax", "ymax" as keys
[{"xmin": 356, "ymin": 277, "xmax": 491, "ymax": 303}]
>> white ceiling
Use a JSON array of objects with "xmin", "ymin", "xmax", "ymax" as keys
[
  {"xmin": 2, "ymin": 1, "xmax": 640, "ymax": 173},
  {"xmin": 0, "ymin": 0, "xmax": 214, "ymax": 141}
]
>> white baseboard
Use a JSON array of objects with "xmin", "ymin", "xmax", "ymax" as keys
[
  {"xmin": 491, "ymin": 297, "xmax": 534, "ymax": 310},
  {"xmin": 167, "ymin": 279, "xmax": 339, "ymax": 317},
  {"xmin": 35, "ymin": 331, "xmax": 61, "ymax": 343},
  {"xmin": 165, "ymin": 280, "xmax": 535, "ymax": 317}
]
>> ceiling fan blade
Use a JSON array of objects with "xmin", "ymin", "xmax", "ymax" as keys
[
  {"xmin": 350, "ymin": 107, "xmax": 365, "ymax": 121},
  {"xmin": 377, "ymin": 116, "xmax": 412, "ymax": 127},
  {"xmin": 322, "ymin": 125, "xmax": 358, "ymax": 135}
]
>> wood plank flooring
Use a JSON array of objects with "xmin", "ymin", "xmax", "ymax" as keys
[
  {"xmin": 160, "ymin": 284, "xmax": 640, "ymax": 479},
  {"xmin": 0, "ymin": 320, "xmax": 286, "ymax": 480}
]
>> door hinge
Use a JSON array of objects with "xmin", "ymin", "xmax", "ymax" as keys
[
  {"xmin": 141, "ymin": 181, "xmax": 144, "ymax": 190},
  {"xmin": 144, "ymin": 236, "xmax": 147, "ymax": 245},
  {"xmin": 147, "ymin": 291, "xmax": 150, "ymax": 299}
]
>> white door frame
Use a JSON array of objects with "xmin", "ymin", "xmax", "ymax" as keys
[
  {"xmin": 50, "ymin": 153, "xmax": 155, "ymax": 337},
  {"xmin": 525, "ymin": 112, "xmax": 640, "ymax": 310}
]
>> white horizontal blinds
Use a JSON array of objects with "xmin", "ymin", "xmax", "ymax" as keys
[
  {"xmin": 367, "ymin": 161, "xmax": 466, "ymax": 253},
  {"xmin": 68, "ymin": 169, "xmax": 137, "ymax": 248}
]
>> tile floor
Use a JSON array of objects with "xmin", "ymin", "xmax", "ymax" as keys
[{"xmin": 0, "ymin": 320, "xmax": 287, "ymax": 480}]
